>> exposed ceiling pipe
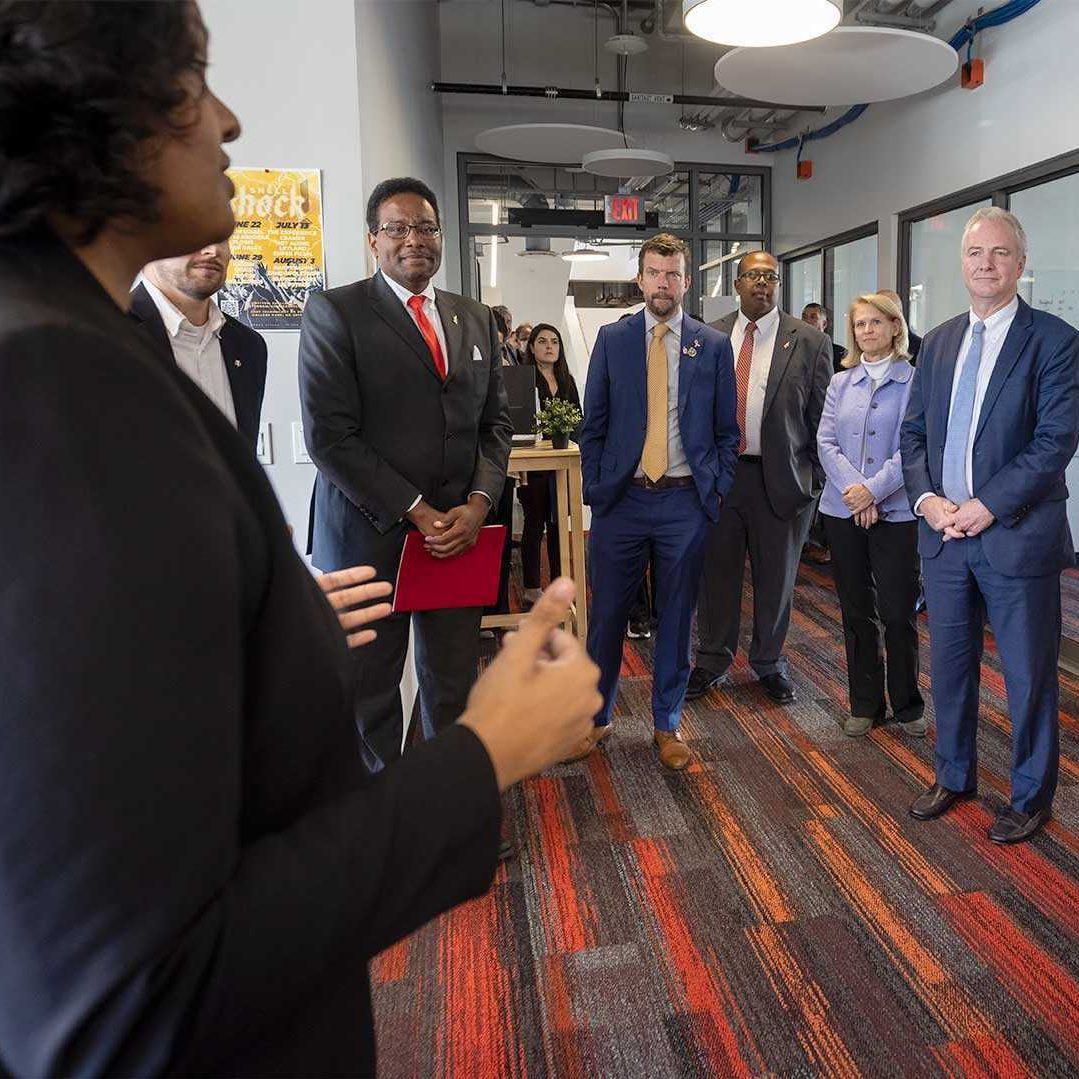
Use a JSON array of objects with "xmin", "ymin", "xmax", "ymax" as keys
[{"xmin": 429, "ymin": 81, "xmax": 827, "ymax": 112}]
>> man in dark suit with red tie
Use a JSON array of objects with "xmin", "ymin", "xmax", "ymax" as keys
[{"xmin": 299, "ymin": 177, "xmax": 512, "ymax": 772}]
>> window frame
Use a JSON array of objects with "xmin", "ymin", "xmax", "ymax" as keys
[
  {"xmin": 780, "ymin": 221, "xmax": 878, "ymax": 322},
  {"xmin": 456, "ymin": 152, "xmax": 772, "ymax": 319}
]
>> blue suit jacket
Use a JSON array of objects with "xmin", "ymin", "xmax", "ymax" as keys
[
  {"xmin": 579, "ymin": 310, "xmax": 739, "ymax": 521},
  {"xmin": 900, "ymin": 297, "xmax": 1079, "ymax": 576}
]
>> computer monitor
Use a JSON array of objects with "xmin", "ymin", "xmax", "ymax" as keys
[{"xmin": 501, "ymin": 365, "xmax": 540, "ymax": 442}]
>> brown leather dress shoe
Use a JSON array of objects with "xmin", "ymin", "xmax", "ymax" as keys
[
  {"xmin": 654, "ymin": 729, "xmax": 692, "ymax": 770},
  {"xmin": 563, "ymin": 723, "xmax": 612, "ymax": 764}
]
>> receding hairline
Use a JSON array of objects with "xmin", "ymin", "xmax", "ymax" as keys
[{"xmin": 737, "ymin": 251, "xmax": 778, "ymax": 276}]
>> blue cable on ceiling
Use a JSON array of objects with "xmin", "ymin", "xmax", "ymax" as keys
[{"xmin": 751, "ymin": 0, "xmax": 1044, "ymax": 154}]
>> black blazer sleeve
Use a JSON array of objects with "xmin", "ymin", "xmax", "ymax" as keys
[
  {"xmin": 807, "ymin": 332, "xmax": 833, "ymax": 487},
  {"xmin": 469, "ymin": 307, "xmax": 513, "ymax": 504},
  {"xmin": 0, "ymin": 321, "xmax": 500, "ymax": 1076},
  {"xmin": 299, "ymin": 291, "xmax": 422, "ymax": 527}
]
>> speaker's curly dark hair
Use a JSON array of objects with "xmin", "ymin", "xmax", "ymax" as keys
[{"xmin": 0, "ymin": 1, "xmax": 208, "ymax": 245}]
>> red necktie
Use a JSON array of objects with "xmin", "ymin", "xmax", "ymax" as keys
[
  {"xmin": 407, "ymin": 294, "xmax": 447, "ymax": 380},
  {"xmin": 735, "ymin": 320, "xmax": 757, "ymax": 455}
]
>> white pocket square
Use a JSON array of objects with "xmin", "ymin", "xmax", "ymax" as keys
[{"xmin": 471, "ymin": 345, "xmax": 485, "ymax": 363}]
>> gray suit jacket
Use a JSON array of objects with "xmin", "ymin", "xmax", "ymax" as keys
[
  {"xmin": 299, "ymin": 271, "xmax": 512, "ymax": 567},
  {"xmin": 712, "ymin": 309, "xmax": 832, "ymax": 520}
]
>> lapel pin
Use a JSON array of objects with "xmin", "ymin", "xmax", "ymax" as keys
[
  {"xmin": 234, "ymin": 359, "xmax": 242, "ymax": 367},
  {"xmin": 452, "ymin": 314, "xmax": 459, "ymax": 325},
  {"xmin": 782, "ymin": 340, "xmax": 791, "ymax": 350}
]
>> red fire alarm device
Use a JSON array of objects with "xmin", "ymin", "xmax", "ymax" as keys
[
  {"xmin": 961, "ymin": 58, "xmax": 984, "ymax": 89},
  {"xmin": 797, "ymin": 160, "xmax": 813, "ymax": 180}
]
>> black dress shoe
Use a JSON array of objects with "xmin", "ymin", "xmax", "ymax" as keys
[
  {"xmin": 498, "ymin": 837, "xmax": 515, "ymax": 861},
  {"xmin": 685, "ymin": 666, "xmax": 726, "ymax": 701},
  {"xmin": 988, "ymin": 805, "xmax": 1051, "ymax": 844},
  {"xmin": 759, "ymin": 672, "xmax": 795, "ymax": 704},
  {"xmin": 909, "ymin": 783, "xmax": 975, "ymax": 820}
]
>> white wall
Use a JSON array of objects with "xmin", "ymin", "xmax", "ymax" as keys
[
  {"xmin": 201, "ymin": 0, "xmax": 366, "ymax": 545},
  {"xmin": 771, "ymin": 0, "xmax": 1079, "ymax": 287}
]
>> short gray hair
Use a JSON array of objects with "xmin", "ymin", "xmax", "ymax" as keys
[{"xmin": 961, "ymin": 206, "xmax": 1027, "ymax": 260}]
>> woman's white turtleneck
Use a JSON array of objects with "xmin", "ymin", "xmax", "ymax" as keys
[{"xmin": 861, "ymin": 353, "xmax": 894, "ymax": 383}]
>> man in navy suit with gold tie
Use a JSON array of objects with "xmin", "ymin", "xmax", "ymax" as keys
[
  {"xmin": 577, "ymin": 234, "xmax": 739, "ymax": 770},
  {"xmin": 901, "ymin": 207, "xmax": 1079, "ymax": 844}
]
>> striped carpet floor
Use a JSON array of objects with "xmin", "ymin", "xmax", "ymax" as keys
[{"xmin": 372, "ymin": 559, "xmax": 1079, "ymax": 1078}]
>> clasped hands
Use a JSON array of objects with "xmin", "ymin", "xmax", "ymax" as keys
[
  {"xmin": 920, "ymin": 494, "xmax": 994, "ymax": 540},
  {"xmin": 407, "ymin": 495, "xmax": 488, "ymax": 558},
  {"xmin": 842, "ymin": 482, "xmax": 878, "ymax": 529}
]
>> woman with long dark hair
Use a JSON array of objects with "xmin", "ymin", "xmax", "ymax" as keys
[
  {"xmin": 0, "ymin": 3, "xmax": 599, "ymax": 1073},
  {"xmin": 518, "ymin": 323, "xmax": 581, "ymax": 606}
]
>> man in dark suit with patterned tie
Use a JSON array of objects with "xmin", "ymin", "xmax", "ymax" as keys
[
  {"xmin": 299, "ymin": 177, "xmax": 512, "ymax": 772},
  {"xmin": 901, "ymin": 207, "xmax": 1079, "ymax": 843},
  {"xmin": 578, "ymin": 234, "xmax": 739, "ymax": 770},
  {"xmin": 688, "ymin": 252, "xmax": 833, "ymax": 705}
]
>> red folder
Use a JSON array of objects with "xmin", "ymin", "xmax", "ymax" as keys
[{"xmin": 392, "ymin": 525, "xmax": 507, "ymax": 613}]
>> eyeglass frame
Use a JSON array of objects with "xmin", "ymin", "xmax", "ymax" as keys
[
  {"xmin": 736, "ymin": 269, "xmax": 781, "ymax": 284},
  {"xmin": 374, "ymin": 221, "xmax": 443, "ymax": 240}
]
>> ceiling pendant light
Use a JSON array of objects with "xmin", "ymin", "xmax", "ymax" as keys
[
  {"xmin": 562, "ymin": 243, "xmax": 610, "ymax": 263},
  {"xmin": 582, "ymin": 148, "xmax": 674, "ymax": 178},
  {"xmin": 682, "ymin": 0, "xmax": 840, "ymax": 48}
]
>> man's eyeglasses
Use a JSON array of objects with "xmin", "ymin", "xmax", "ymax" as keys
[
  {"xmin": 737, "ymin": 269, "xmax": 780, "ymax": 284},
  {"xmin": 376, "ymin": 221, "xmax": 442, "ymax": 240}
]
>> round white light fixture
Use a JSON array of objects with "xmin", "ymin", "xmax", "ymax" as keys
[
  {"xmin": 605, "ymin": 32, "xmax": 648, "ymax": 55},
  {"xmin": 683, "ymin": 0, "xmax": 840, "ymax": 47},
  {"xmin": 714, "ymin": 26, "xmax": 958, "ymax": 105},
  {"xmin": 562, "ymin": 243, "xmax": 610, "ymax": 262},
  {"xmin": 582, "ymin": 148, "xmax": 674, "ymax": 178},
  {"xmin": 476, "ymin": 123, "xmax": 629, "ymax": 164}
]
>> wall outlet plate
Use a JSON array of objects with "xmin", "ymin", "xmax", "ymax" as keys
[
  {"xmin": 256, "ymin": 422, "xmax": 273, "ymax": 464},
  {"xmin": 291, "ymin": 421, "xmax": 311, "ymax": 464}
]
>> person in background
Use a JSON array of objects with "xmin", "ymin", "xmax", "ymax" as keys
[
  {"xmin": 517, "ymin": 324, "xmax": 580, "ymax": 608},
  {"xmin": 817, "ymin": 293, "xmax": 924, "ymax": 738},
  {"xmin": 799, "ymin": 301, "xmax": 841, "ymax": 565},
  {"xmin": 901, "ymin": 206, "xmax": 1079, "ymax": 844},
  {"xmin": 579, "ymin": 233, "xmax": 739, "ymax": 770},
  {"xmin": 492, "ymin": 304, "xmax": 518, "ymax": 365},
  {"xmin": 879, "ymin": 289, "xmax": 922, "ymax": 363},
  {"xmin": 802, "ymin": 301, "xmax": 845, "ymax": 373},
  {"xmin": 688, "ymin": 253, "xmax": 832, "ymax": 706},
  {"xmin": 512, "ymin": 322, "xmax": 533, "ymax": 356},
  {"xmin": 299, "ymin": 176, "xmax": 513, "ymax": 773},
  {"xmin": 0, "ymin": 3, "xmax": 601, "ymax": 1073},
  {"xmin": 131, "ymin": 239, "xmax": 267, "ymax": 448}
]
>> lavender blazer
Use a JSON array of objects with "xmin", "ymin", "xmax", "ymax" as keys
[{"xmin": 817, "ymin": 359, "xmax": 916, "ymax": 522}]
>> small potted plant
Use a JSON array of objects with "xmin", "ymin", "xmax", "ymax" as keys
[{"xmin": 535, "ymin": 397, "xmax": 583, "ymax": 450}]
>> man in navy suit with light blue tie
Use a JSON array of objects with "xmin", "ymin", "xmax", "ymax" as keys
[
  {"xmin": 901, "ymin": 207, "xmax": 1079, "ymax": 843},
  {"xmin": 576, "ymin": 234, "xmax": 739, "ymax": 770}
]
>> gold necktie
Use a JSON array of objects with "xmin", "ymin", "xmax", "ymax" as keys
[{"xmin": 641, "ymin": 321, "xmax": 670, "ymax": 482}]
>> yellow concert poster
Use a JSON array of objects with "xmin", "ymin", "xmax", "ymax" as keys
[{"xmin": 221, "ymin": 167, "xmax": 325, "ymax": 330}]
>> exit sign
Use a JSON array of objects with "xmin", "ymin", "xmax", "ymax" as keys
[{"xmin": 604, "ymin": 195, "xmax": 642, "ymax": 225}]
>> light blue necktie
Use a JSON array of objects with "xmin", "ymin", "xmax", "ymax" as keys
[{"xmin": 941, "ymin": 320, "xmax": 986, "ymax": 505}]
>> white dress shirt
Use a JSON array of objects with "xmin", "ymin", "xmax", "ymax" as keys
[
  {"xmin": 914, "ymin": 295, "xmax": 1019, "ymax": 512},
  {"xmin": 730, "ymin": 305, "xmax": 781, "ymax": 455},
  {"xmin": 379, "ymin": 269, "xmax": 450, "ymax": 374},
  {"xmin": 141, "ymin": 277, "xmax": 236, "ymax": 429},
  {"xmin": 636, "ymin": 307, "xmax": 691, "ymax": 478},
  {"xmin": 378, "ymin": 270, "xmax": 493, "ymax": 512}
]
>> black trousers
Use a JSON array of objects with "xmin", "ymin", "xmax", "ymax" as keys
[
  {"xmin": 488, "ymin": 478, "xmax": 516, "ymax": 613},
  {"xmin": 518, "ymin": 472, "xmax": 560, "ymax": 589},
  {"xmin": 696, "ymin": 459, "xmax": 815, "ymax": 678},
  {"xmin": 346, "ymin": 521, "xmax": 482, "ymax": 773},
  {"xmin": 822, "ymin": 513, "xmax": 924, "ymax": 723}
]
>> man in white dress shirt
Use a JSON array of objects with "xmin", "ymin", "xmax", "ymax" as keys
[
  {"xmin": 129, "ymin": 241, "xmax": 267, "ymax": 447},
  {"xmin": 687, "ymin": 251, "xmax": 833, "ymax": 705}
]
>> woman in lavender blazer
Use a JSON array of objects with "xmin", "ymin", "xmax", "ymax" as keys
[{"xmin": 817, "ymin": 293, "xmax": 925, "ymax": 738}]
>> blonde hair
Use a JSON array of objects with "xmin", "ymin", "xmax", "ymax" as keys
[{"xmin": 841, "ymin": 292, "xmax": 910, "ymax": 369}]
